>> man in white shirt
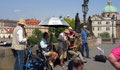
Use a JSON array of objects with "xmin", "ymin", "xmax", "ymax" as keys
[
  {"xmin": 40, "ymin": 32, "xmax": 58, "ymax": 68},
  {"xmin": 11, "ymin": 19, "xmax": 28, "ymax": 70}
]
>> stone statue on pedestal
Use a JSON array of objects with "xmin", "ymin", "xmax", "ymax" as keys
[{"xmin": 75, "ymin": 13, "xmax": 83, "ymax": 33}]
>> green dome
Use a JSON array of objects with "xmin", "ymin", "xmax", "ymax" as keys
[
  {"xmin": 103, "ymin": 1, "xmax": 118, "ymax": 13},
  {"xmin": 103, "ymin": 5, "xmax": 118, "ymax": 13}
]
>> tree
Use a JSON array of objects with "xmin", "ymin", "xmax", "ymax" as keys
[
  {"xmin": 28, "ymin": 28, "xmax": 43, "ymax": 44},
  {"xmin": 64, "ymin": 17, "xmax": 75, "ymax": 30},
  {"xmin": 48, "ymin": 27, "xmax": 66, "ymax": 43},
  {"xmin": 101, "ymin": 32, "xmax": 110, "ymax": 38}
]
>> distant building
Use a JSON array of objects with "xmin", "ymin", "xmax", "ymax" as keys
[
  {"xmin": 91, "ymin": 1, "xmax": 119, "ymax": 38},
  {"xmin": 102, "ymin": 1, "xmax": 119, "ymax": 20},
  {"xmin": 91, "ymin": 15, "xmax": 116, "ymax": 38},
  {"xmin": 0, "ymin": 19, "xmax": 17, "ymax": 38},
  {"xmin": 0, "ymin": 19, "xmax": 48, "ymax": 38},
  {"xmin": 25, "ymin": 19, "xmax": 48, "ymax": 36}
]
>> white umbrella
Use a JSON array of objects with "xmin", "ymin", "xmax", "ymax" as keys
[{"xmin": 39, "ymin": 17, "xmax": 69, "ymax": 27}]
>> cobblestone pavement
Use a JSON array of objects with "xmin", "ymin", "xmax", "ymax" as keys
[{"xmin": 54, "ymin": 44, "xmax": 119, "ymax": 70}]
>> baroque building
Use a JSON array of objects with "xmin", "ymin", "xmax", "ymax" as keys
[{"xmin": 91, "ymin": 1, "xmax": 119, "ymax": 38}]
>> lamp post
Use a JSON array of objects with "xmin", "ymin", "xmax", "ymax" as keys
[
  {"xmin": 111, "ymin": 15, "xmax": 115, "ymax": 44},
  {"xmin": 82, "ymin": 0, "xmax": 89, "ymax": 25}
]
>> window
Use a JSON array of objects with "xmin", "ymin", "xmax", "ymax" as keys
[
  {"xmin": 106, "ymin": 27, "xmax": 110, "ymax": 31},
  {"xmin": 98, "ymin": 27, "xmax": 101, "ymax": 31},
  {"xmin": 107, "ymin": 15, "xmax": 110, "ymax": 17},
  {"xmin": 98, "ymin": 22, "xmax": 101, "ymax": 25},
  {"xmin": 106, "ymin": 22, "xmax": 110, "ymax": 25},
  {"xmin": 93, "ymin": 27, "xmax": 94, "ymax": 31}
]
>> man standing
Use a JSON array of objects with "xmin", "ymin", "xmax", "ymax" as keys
[
  {"xmin": 11, "ymin": 19, "xmax": 28, "ymax": 70},
  {"xmin": 58, "ymin": 29, "xmax": 70, "ymax": 67},
  {"xmin": 81, "ymin": 25, "xmax": 90, "ymax": 58}
]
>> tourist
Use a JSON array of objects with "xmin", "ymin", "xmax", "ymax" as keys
[
  {"xmin": 11, "ymin": 19, "xmax": 29, "ymax": 70},
  {"xmin": 81, "ymin": 25, "xmax": 90, "ymax": 58}
]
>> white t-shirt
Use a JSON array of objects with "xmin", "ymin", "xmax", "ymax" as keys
[{"xmin": 17, "ymin": 29, "xmax": 27, "ymax": 43}]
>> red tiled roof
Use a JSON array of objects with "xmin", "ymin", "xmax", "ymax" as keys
[
  {"xmin": 26, "ymin": 19, "xmax": 40, "ymax": 25},
  {"xmin": 5, "ymin": 29, "xmax": 14, "ymax": 34}
]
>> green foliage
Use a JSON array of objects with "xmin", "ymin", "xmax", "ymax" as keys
[
  {"xmin": 48, "ymin": 35, "xmax": 58, "ymax": 43},
  {"xmin": 48, "ymin": 27, "xmax": 66, "ymax": 43},
  {"xmin": 64, "ymin": 17, "xmax": 75, "ymax": 30},
  {"xmin": 101, "ymin": 32, "xmax": 110, "ymax": 38},
  {"xmin": 28, "ymin": 28, "xmax": 43, "ymax": 44}
]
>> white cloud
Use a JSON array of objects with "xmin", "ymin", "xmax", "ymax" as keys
[{"xmin": 14, "ymin": 9, "xmax": 21, "ymax": 13}]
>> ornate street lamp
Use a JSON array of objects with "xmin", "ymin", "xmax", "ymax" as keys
[
  {"xmin": 111, "ymin": 15, "xmax": 115, "ymax": 43},
  {"xmin": 82, "ymin": 0, "xmax": 89, "ymax": 25}
]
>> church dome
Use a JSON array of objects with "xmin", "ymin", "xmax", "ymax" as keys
[{"xmin": 103, "ymin": 1, "xmax": 118, "ymax": 13}]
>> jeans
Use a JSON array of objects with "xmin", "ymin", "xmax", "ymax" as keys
[
  {"xmin": 14, "ymin": 50, "xmax": 25, "ymax": 70},
  {"xmin": 82, "ymin": 43, "xmax": 89, "ymax": 57}
]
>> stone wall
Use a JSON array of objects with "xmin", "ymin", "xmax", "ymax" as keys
[{"xmin": 0, "ymin": 47, "xmax": 14, "ymax": 70}]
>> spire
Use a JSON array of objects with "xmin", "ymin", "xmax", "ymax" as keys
[{"xmin": 108, "ymin": 1, "xmax": 112, "ymax": 5}]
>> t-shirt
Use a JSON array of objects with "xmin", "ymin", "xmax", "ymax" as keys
[
  {"xmin": 81, "ymin": 30, "xmax": 88, "ymax": 43},
  {"xmin": 58, "ymin": 32, "xmax": 67, "ymax": 48},
  {"xmin": 112, "ymin": 45, "xmax": 120, "ymax": 61}
]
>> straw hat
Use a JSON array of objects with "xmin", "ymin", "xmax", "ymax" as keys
[
  {"xmin": 17, "ymin": 19, "xmax": 26, "ymax": 25},
  {"xmin": 64, "ymin": 29, "xmax": 69, "ymax": 33}
]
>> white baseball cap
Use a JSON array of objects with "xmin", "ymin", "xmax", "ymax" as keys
[
  {"xmin": 83, "ymin": 25, "xmax": 87, "ymax": 28},
  {"xmin": 69, "ymin": 27, "xmax": 73, "ymax": 30}
]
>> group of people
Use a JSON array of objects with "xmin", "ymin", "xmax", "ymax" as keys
[
  {"xmin": 11, "ymin": 18, "xmax": 120, "ymax": 70},
  {"xmin": 40, "ymin": 26, "xmax": 91, "ymax": 68},
  {"xmin": 57, "ymin": 26, "xmax": 90, "ymax": 67},
  {"xmin": 11, "ymin": 18, "xmax": 91, "ymax": 70}
]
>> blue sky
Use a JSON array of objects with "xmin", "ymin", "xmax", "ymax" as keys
[{"xmin": 0, "ymin": 0, "xmax": 119, "ymax": 21}]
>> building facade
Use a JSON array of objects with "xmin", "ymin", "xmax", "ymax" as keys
[
  {"xmin": 92, "ymin": 15, "xmax": 116, "ymax": 38},
  {"xmin": 0, "ymin": 19, "xmax": 17, "ymax": 38},
  {"xmin": 25, "ymin": 19, "xmax": 48, "ymax": 36},
  {"xmin": 0, "ymin": 19, "xmax": 48, "ymax": 38},
  {"xmin": 91, "ymin": 1, "xmax": 119, "ymax": 38}
]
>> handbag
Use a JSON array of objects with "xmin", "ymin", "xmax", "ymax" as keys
[{"xmin": 95, "ymin": 55, "xmax": 107, "ymax": 63}]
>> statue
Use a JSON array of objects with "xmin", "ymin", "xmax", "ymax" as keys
[
  {"xmin": 88, "ymin": 16, "xmax": 94, "ymax": 36},
  {"xmin": 75, "ymin": 13, "xmax": 82, "ymax": 33}
]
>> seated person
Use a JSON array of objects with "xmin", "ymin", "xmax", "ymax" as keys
[
  {"xmin": 40, "ymin": 32, "xmax": 58, "ymax": 67},
  {"xmin": 68, "ymin": 33, "xmax": 87, "ymax": 63},
  {"xmin": 108, "ymin": 45, "xmax": 120, "ymax": 70}
]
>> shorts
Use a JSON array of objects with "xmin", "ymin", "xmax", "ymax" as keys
[
  {"xmin": 44, "ymin": 52, "xmax": 50, "ymax": 56},
  {"xmin": 58, "ymin": 47, "xmax": 67, "ymax": 59},
  {"xmin": 111, "ymin": 45, "xmax": 120, "ymax": 61}
]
